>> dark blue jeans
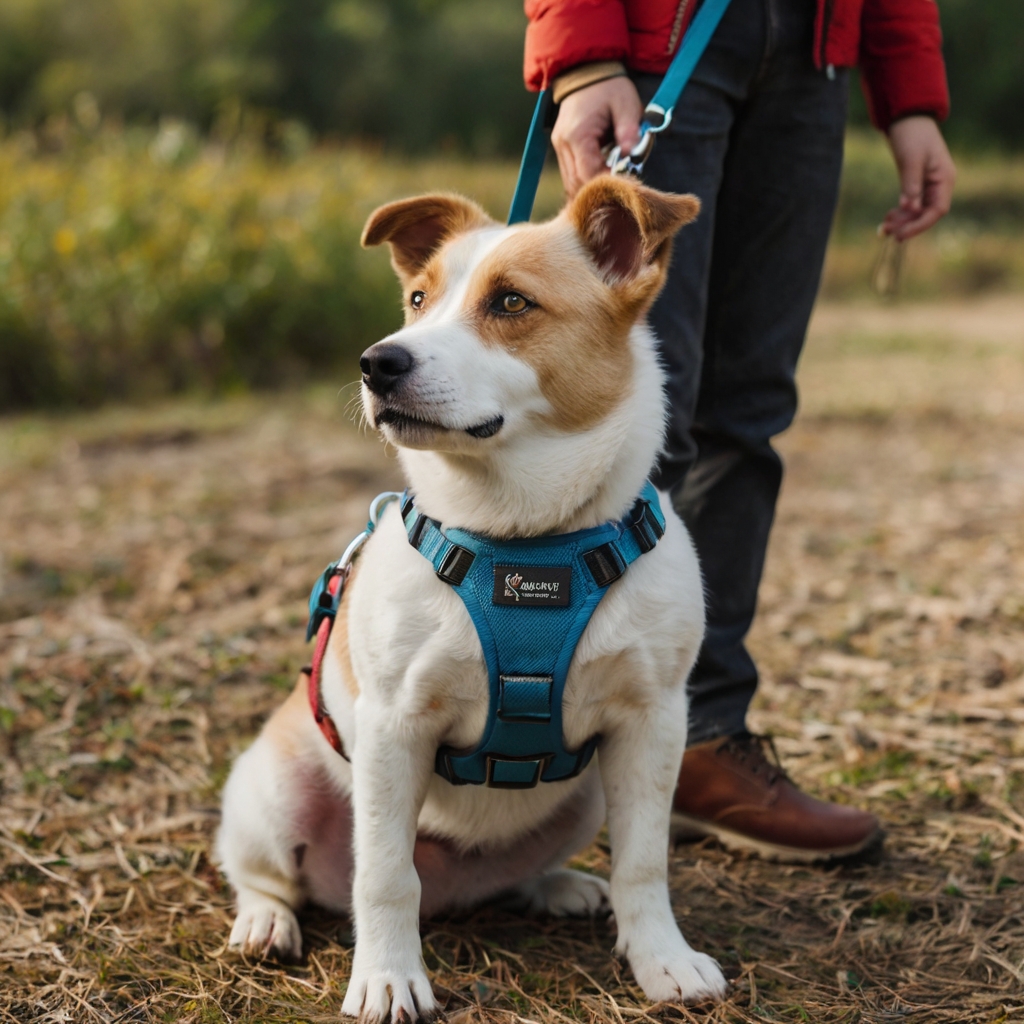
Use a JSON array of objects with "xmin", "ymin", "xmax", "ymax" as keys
[{"xmin": 636, "ymin": 0, "xmax": 848, "ymax": 745}]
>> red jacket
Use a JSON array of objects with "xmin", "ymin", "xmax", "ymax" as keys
[{"xmin": 524, "ymin": 0, "xmax": 950, "ymax": 130}]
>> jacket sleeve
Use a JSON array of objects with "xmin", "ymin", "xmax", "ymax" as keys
[
  {"xmin": 858, "ymin": 0, "xmax": 950, "ymax": 130},
  {"xmin": 523, "ymin": 0, "xmax": 631, "ymax": 92}
]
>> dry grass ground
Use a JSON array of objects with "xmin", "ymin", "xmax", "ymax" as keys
[{"xmin": 2, "ymin": 296, "xmax": 1024, "ymax": 1023}]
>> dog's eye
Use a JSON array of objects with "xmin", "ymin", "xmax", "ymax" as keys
[
  {"xmin": 410, "ymin": 291, "xmax": 426, "ymax": 309},
  {"xmin": 492, "ymin": 292, "xmax": 529, "ymax": 315}
]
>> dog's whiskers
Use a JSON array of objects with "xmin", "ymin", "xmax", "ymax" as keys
[{"xmin": 342, "ymin": 387, "xmax": 370, "ymax": 432}]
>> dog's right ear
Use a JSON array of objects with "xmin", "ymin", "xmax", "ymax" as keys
[
  {"xmin": 568, "ymin": 176, "xmax": 700, "ymax": 286},
  {"xmin": 361, "ymin": 194, "xmax": 492, "ymax": 279}
]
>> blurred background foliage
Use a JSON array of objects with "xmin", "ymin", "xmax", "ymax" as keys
[
  {"xmin": 0, "ymin": 0, "xmax": 535, "ymax": 155},
  {"xmin": 0, "ymin": 0, "xmax": 1022, "ymax": 409},
  {"xmin": 0, "ymin": 130, "xmax": 566, "ymax": 408},
  {"xmin": 1, "ymin": 0, "xmax": 1021, "ymax": 156}
]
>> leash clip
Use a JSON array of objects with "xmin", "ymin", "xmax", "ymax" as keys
[
  {"xmin": 606, "ymin": 124, "xmax": 657, "ymax": 178},
  {"xmin": 305, "ymin": 491, "xmax": 402, "ymax": 640}
]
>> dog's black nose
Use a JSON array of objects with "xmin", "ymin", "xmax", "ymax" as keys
[{"xmin": 360, "ymin": 343, "xmax": 414, "ymax": 395}]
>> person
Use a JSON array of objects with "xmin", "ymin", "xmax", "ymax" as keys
[{"xmin": 523, "ymin": 0, "xmax": 955, "ymax": 861}]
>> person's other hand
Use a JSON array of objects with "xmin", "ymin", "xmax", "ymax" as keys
[
  {"xmin": 882, "ymin": 116, "xmax": 956, "ymax": 241},
  {"xmin": 551, "ymin": 77, "xmax": 643, "ymax": 197}
]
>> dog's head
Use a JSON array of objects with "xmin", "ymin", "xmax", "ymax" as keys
[
  {"xmin": 359, "ymin": 176, "xmax": 699, "ymax": 532},
  {"xmin": 356, "ymin": 175, "xmax": 700, "ymax": 532}
]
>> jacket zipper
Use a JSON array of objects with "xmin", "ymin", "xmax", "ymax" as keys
[
  {"xmin": 666, "ymin": 0, "xmax": 691, "ymax": 55},
  {"xmin": 818, "ymin": 0, "xmax": 836, "ymax": 69}
]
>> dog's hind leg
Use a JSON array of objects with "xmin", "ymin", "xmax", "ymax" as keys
[
  {"xmin": 218, "ymin": 738, "xmax": 306, "ymax": 958},
  {"xmin": 509, "ymin": 868, "xmax": 610, "ymax": 917},
  {"xmin": 217, "ymin": 676, "xmax": 354, "ymax": 960},
  {"xmin": 503, "ymin": 768, "xmax": 610, "ymax": 917},
  {"xmin": 416, "ymin": 767, "xmax": 608, "ymax": 919}
]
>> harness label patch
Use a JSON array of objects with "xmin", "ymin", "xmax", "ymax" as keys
[{"xmin": 493, "ymin": 565, "xmax": 571, "ymax": 607}]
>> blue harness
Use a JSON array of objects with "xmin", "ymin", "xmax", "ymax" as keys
[
  {"xmin": 303, "ymin": 483, "xmax": 667, "ymax": 786},
  {"xmin": 400, "ymin": 484, "xmax": 666, "ymax": 788},
  {"xmin": 306, "ymin": 486, "xmax": 666, "ymax": 789}
]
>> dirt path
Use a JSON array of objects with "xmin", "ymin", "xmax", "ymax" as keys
[{"xmin": 2, "ymin": 298, "xmax": 1023, "ymax": 1022}]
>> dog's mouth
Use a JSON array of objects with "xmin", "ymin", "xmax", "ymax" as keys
[{"xmin": 374, "ymin": 407, "xmax": 504, "ymax": 440}]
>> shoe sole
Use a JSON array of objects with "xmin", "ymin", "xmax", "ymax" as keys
[{"xmin": 670, "ymin": 812, "xmax": 883, "ymax": 864}]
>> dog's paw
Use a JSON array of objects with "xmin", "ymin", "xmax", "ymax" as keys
[
  {"xmin": 341, "ymin": 964, "xmax": 439, "ymax": 1024},
  {"xmin": 627, "ymin": 942, "xmax": 727, "ymax": 1005},
  {"xmin": 511, "ymin": 869, "xmax": 611, "ymax": 918},
  {"xmin": 229, "ymin": 894, "xmax": 302, "ymax": 960}
]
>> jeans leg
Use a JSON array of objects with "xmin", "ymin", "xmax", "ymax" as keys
[
  {"xmin": 637, "ymin": 0, "xmax": 848, "ymax": 745},
  {"xmin": 682, "ymin": 5, "xmax": 849, "ymax": 744},
  {"xmin": 635, "ymin": 0, "xmax": 768, "ymax": 490}
]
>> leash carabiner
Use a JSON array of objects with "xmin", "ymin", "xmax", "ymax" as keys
[
  {"xmin": 605, "ymin": 100, "xmax": 676, "ymax": 178},
  {"xmin": 605, "ymin": 125, "xmax": 656, "ymax": 178},
  {"xmin": 306, "ymin": 491, "xmax": 402, "ymax": 640}
]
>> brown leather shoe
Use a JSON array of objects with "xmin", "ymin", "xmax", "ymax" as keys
[{"xmin": 672, "ymin": 732, "xmax": 882, "ymax": 863}]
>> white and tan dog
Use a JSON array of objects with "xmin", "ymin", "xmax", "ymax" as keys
[{"xmin": 217, "ymin": 175, "xmax": 728, "ymax": 1018}]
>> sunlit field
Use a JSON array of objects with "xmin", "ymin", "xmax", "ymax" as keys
[{"xmin": 2, "ymin": 123, "xmax": 1023, "ymax": 408}]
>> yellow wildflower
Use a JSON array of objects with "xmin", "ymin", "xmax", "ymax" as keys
[{"xmin": 53, "ymin": 226, "xmax": 78, "ymax": 255}]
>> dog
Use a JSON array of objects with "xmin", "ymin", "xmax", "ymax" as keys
[{"xmin": 217, "ymin": 174, "xmax": 728, "ymax": 1019}]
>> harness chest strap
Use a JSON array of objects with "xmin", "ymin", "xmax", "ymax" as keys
[
  {"xmin": 304, "ymin": 485, "xmax": 666, "ymax": 789},
  {"xmin": 401, "ymin": 484, "xmax": 666, "ymax": 789}
]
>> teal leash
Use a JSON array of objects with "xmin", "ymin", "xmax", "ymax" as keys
[
  {"xmin": 639, "ymin": 0, "xmax": 736, "ymax": 138},
  {"xmin": 507, "ymin": 90, "xmax": 553, "ymax": 225},
  {"xmin": 506, "ymin": 0, "xmax": 734, "ymax": 225}
]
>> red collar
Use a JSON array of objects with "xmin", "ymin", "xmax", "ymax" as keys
[
  {"xmin": 303, "ymin": 491, "xmax": 404, "ymax": 760},
  {"xmin": 306, "ymin": 572, "xmax": 348, "ymax": 759}
]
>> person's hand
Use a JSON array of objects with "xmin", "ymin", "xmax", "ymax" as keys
[
  {"xmin": 882, "ymin": 116, "xmax": 956, "ymax": 241},
  {"xmin": 551, "ymin": 76, "xmax": 643, "ymax": 197}
]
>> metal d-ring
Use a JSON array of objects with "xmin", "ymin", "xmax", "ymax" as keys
[
  {"xmin": 643, "ymin": 103, "xmax": 674, "ymax": 134},
  {"xmin": 336, "ymin": 491, "xmax": 402, "ymax": 569},
  {"xmin": 368, "ymin": 491, "xmax": 402, "ymax": 527}
]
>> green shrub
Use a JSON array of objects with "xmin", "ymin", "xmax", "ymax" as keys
[
  {"xmin": 1, "ymin": 125, "xmax": 1022, "ymax": 410},
  {"xmin": 0, "ymin": 126, "xmax": 566, "ymax": 409}
]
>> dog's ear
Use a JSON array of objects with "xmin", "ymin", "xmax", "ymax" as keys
[
  {"xmin": 362, "ymin": 194, "xmax": 493, "ymax": 278},
  {"xmin": 568, "ymin": 176, "xmax": 700, "ymax": 285}
]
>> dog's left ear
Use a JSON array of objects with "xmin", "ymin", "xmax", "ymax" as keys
[
  {"xmin": 362, "ymin": 193, "xmax": 493, "ymax": 279},
  {"xmin": 568, "ymin": 176, "xmax": 700, "ymax": 285}
]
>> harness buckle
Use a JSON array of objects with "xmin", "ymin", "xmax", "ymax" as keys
[
  {"xmin": 485, "ymin": 753, "xmax": 551, "ymax": 789},
  {"xmin": 305, "ymin": 562, "xmax": 351, "ymax": 641},
  {"xmin": 436, "ymin": 543, "xmax": 475, "ymax": 586},
  {"xmin": 629, "ymin": 498, "xmax": 665, "ymax": 554},
  {"xmin": 583, "ymin": 543, "xmax": 627, "ymax": 588},
  {"xmin": 408, "ymin": 512, "xmax": 435, "ymax": 551}
]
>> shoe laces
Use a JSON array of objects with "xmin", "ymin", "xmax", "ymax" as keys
[{"xmin": 719, "ymin": 731, "xmax": 790, "ymax": 786}]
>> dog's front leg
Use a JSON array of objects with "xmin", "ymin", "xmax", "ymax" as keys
[
  {"xmin": 341, "ymin": 697, "xmax": 439, "ymax": 1024},
  {"xmin": 599, "ymin": 692, "xmax": 728, "ymax": 1004}
]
